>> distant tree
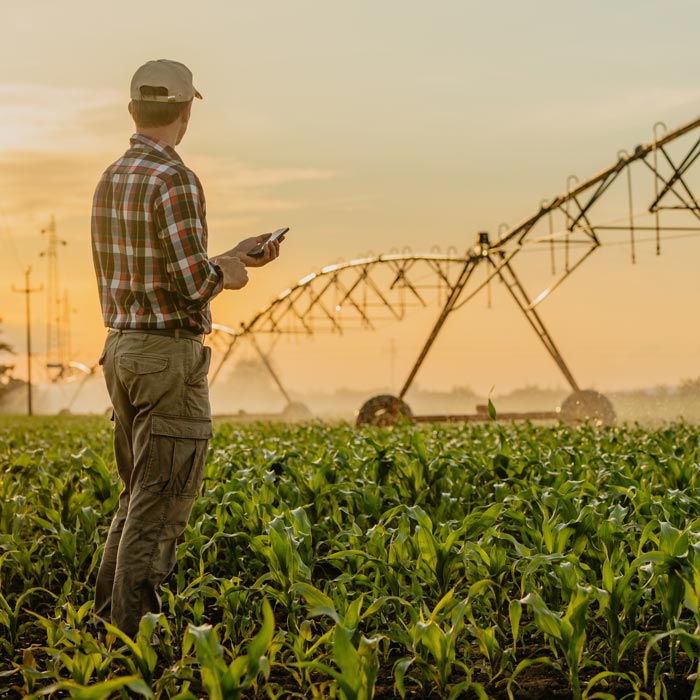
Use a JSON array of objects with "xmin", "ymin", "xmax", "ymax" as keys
[
  {"xmin": 448, "ymin": 385, "xmax": 479, "ymax": 400},
  {"xmin": 0, "ymin": 319, "xmax": 20, "ymax": 409},
  {"xmin": 678, "ymin": 377, "xmax": 700, "ymax": 396}
]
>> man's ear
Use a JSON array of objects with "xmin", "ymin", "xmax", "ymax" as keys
[
  {"xmin": 128, "ymin": 101, "xmax": 133, "ymax": 116},
  {"xmin": 182, "ymin": 100, "xmax": 193, "ymax": 124}
]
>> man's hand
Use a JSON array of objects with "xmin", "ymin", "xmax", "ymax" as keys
[
  {"xmin": 227, "ymin": 234, "xmax": 282, "ymax": 267},
  {"xmin": 213, "ymin": 254, "xmax": 249, "ymax": 290}
]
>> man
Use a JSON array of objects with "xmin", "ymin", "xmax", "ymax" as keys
[{"xmin": 91, "ymin": 59, "xmax": 280, "ymax": 637}]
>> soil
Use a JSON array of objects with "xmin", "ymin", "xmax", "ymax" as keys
[
  {"xmin": 6, "ymin": 644, "xmax": 693, "ymax": 700},
  {"xmin": 0, "ymin": 660, "xmax": 696, "ymax": 699},
  {"xmin": 0, "ymin": 597, "xmax": 696, "ymax": 700}
]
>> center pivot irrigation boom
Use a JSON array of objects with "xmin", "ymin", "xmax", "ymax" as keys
[{"xmin": 209, "ymin": 114, "xmax": 700, "ymax": 425}]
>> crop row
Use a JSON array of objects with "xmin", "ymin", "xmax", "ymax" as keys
[{"xmin": 1, "ymin": 416, "xmax": 700, "ymax": 698}]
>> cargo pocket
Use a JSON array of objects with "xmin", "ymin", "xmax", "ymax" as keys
[
  {"xmin": 119, "ymin": 354, "xmax": 169, "ymax": 374},
  {"xmin": 141, "ymin": 413, "xmax": 212, "ymax": 496}
]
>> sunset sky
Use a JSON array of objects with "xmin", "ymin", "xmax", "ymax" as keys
[{"xmin": 2, "ymin": 0, "xmax": 700, "ymax": 410}]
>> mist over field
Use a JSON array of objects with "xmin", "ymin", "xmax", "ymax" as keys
[{"xmin": 2, "ymin": 361, "xmax": 700, "ymax": 427}]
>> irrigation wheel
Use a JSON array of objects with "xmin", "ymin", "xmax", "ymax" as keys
[
  {"xmin": 281, "ymin": 401, "xmax": 313, "ymax": 421},
  {"xmin": 560, "ymin": 390, "xmax": 616, "ymax": 426},
  {"xmin": 356, "ymin": 394, "xmax": 413, "ymax": 427}
]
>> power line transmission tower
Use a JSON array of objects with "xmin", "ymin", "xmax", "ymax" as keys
[
  {"xmin": 40, "ymin": 215, "xmax": 67, "ymax": 380},
  {"xmin": 12, "ymin": 267, "xmax": 43, "ymax": 416}
]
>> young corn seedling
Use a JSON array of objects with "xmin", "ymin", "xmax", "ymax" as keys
[
  {"xmin": 397, "ymin": 591, "xmax": 488, "ymax": 700},
  {"xmin": 290, "ymin": 582, "xmax": 406, "ymax": 698},
  {"xmin": 182, "ymin": 598, "xmax": 274, "ymax": 700},
  {"xmin": 291, "ymin": 622, "xmax": 383, "ymax": 700},
  {"xmin": 637, "ymin": 520, "xmax": 695, "ymax": 668},
  {"xmin": 398, "ymin": 589, "xmax": 468, "ymax": 697},
  {"xmin": 598, "ymin": 543, "xmax": 645, "ymax": 672},
  {"xmin": 251, "ymin": 509, "xmax": 312, "ymax": 606},
  {"xmin": 102, "ymin": 613, "xmax": 173, "ymax": 683},
  {"xmin": 23, "ymin": 675, "xmax": 154, "ymax": 700},
  {"xmin": 0, "ymin": 587, "xmax": 53, "ymax": 656},
  {"xmin": 643, "ymin": 628, "xmax": 700, "ymax": 700},
  {"xmin": 464, "ymin": 579, "xmax": 516, "ymax": 683},
  {"xmin": 406, "ymin": 505, "xmax": 465, "ymax": 597},
  {"xmin": 519, "ymin": 584, "xmax": 592, "ymax": 700},
  {"xmin": 328, "ymin": 625, "xmax": 382, "ymax": 700}
]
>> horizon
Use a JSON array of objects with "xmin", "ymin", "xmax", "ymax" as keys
[{"xmin": 2, "ymin": 362, "xmax": 699, "ymax": 421}]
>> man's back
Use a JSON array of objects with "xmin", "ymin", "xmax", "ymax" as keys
[{"xmin": 91, "ymin": 133, "xmax": 220, "ymax": 333}]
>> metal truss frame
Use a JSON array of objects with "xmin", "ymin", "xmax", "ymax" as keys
[{"xmin": 210, "ymin": 114, "xmax": 700, "ymax": 403}]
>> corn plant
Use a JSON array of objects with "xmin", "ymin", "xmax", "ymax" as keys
[
  {"xmin": 519, "ymin": 585, "xmax": 593, "ymax": 700},
  {"xmin": 180, "ymin": 598, "xmax": 274, "ymax": 700},
  {"xmin": 5, "ymin": 417, "xmax": 700, "ymax": 699}
]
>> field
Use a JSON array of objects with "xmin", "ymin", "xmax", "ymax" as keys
[{"xmin": 2, "ymin": 416, "xmax": 700, "ymax": 699}]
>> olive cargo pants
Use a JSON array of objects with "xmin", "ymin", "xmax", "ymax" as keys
[{"xmin": 94, "ymin": 329, "xmax": 212, "ymax": 637}]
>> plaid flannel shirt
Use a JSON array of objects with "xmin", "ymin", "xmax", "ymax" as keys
[{"xmin": 91, "ymin": 134, "xmax": 223, "ymax": 334}]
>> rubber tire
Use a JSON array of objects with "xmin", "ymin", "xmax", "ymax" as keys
[
  {"xmin": 560, "ymin": 390, "xmax": 616, "ymax": 426},
  {"xmin": 356, "ymin": 394, "xmax": 413, "ymax": 427}
]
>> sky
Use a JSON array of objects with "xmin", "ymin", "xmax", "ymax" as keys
[{"xmin": 2, "ymin": 0, "xmax": 700, "ymax": 410}]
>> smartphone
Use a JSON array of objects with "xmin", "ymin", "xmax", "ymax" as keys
[{"xmin": 247, "ymin": 227, "xmax": 289, "ymax": 258}]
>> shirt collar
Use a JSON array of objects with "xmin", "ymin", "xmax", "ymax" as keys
[{"xmin": 129, "ymin": 133, "xmax": 183, "ymax": 163}]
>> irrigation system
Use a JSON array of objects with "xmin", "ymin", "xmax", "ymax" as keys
[{"xmin": 207, "ymin": 114, "xmax": 700, "ymax": 425}]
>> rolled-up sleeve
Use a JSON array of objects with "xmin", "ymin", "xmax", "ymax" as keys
[{"xmin": 155, "ymin": 172, "xmax": 223, "ymax": 307}]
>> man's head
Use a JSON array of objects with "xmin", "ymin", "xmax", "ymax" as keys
[{"xmin": 128, "ymin": 60, "xmax": 203, "ymax": 142}]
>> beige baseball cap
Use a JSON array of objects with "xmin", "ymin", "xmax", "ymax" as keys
[{"xmin": 130, "ymin": 59, "xmax": 203, "ymax": 102}]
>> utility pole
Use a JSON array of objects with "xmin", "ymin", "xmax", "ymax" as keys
[{"xmin": 12, "ymin": 267, "xmax": 43, "ymax": 416}]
